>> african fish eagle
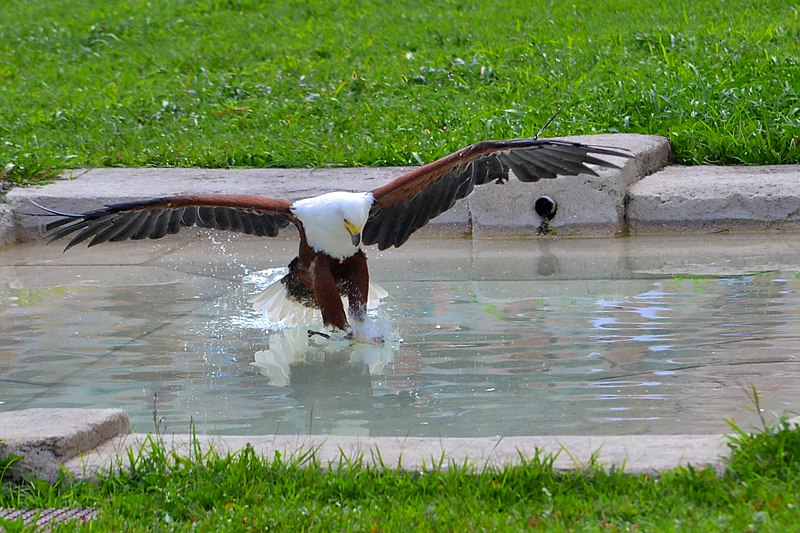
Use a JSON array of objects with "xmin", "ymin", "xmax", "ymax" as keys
[{"xmin": 38, "ymin": 138, "xmax": 631, "ymax": 337}]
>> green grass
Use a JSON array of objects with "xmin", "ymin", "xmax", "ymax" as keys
[
  {"xmin": 1, "ymin": 0, "xmax": 799, "ymax": 193},
  {"xmin": 1, "ymin": 419, "xmax": 799, "ymax": 531}
]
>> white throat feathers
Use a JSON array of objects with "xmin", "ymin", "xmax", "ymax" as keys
[{"xmin": 291, "ymin": 192, "xmax": 374, "ymax": 260}]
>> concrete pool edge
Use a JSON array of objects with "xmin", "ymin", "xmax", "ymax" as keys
[
  {"xmin": 5, "ymin": 134, "xmax": 800, "ymax": 247},
  {"xmin": 0, "ymin": 407, "xmax": 758, "ymax": 482}
]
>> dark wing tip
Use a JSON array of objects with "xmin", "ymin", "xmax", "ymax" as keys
[{"xmin": 36, "ymin": 195, "xmax": 296, "ymax": 250}]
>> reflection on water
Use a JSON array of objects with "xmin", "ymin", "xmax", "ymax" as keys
[
  {"xmin": 251, "ymin": 326, "xmax": 397, "ymax": 388},
  {"xmin": 2, "ymin": 238, "xmax": 800, "ymax": 437}
]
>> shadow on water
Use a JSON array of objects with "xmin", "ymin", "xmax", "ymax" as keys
[{"xmin": 2, "ymin": 234, "xmax": 800, "ymax": 436}]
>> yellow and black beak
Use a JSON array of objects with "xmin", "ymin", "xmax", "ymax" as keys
[{"xmin": 344, "ymin": 221, "xmax": 362, "ymax": 246}]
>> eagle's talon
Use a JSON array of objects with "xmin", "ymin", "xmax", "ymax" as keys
[{"xmin": 307, "ymin": 329, "xmax": 332, "ymax": 340}]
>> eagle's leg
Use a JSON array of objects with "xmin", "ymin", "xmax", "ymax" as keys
[
  {"xmin": 338, "ymin": 250, "xmax": 370, "ymax": 324},
  {"xmin": 311, "ymin": 255, "xmax": 350, "ymax": 331}
]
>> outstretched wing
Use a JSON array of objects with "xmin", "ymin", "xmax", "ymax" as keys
[
  {"xmin": 363, "ymin": 138, "xmax": 632, "ymax": 250},
  {"xmin": 37, "ymin": 195, "xmax": 296, "ymax": 251}
]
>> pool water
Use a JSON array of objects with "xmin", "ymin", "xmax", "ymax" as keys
[{"xmin": 2, "ymin": 234, "xmax": 799, "ymax": 436}]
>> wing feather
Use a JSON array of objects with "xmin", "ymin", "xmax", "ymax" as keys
[
  {"xmin": 180, "ymin": 206, "xmax": 198, "ymax": 228},
  {"xmin": 73, "ymin": 221, "xmax": 115, "ymax": 248},
  {"xmin": 228, "ymin": 208, "xmax": 244, "ymax": 233},
  {"xmin": 132, "ymin": 209, "xmax": 160, "ymax": 240},
  {"xmin": 213, "ymin": 207, "xmax": 232, "ymax": 231},
  {"xmin": 149, "ymin": 210, "xmax": 173, "ymax": 240},
  {"xmin": 365, "ymin": 138, "xmax": 632, "ymax": 249},
  {"xmin": 197, "ymin": 206, "xmax": 216, "ymax": 228},
  {"xmin": 35, "ymin": 195, "xmax": 295, "ymax": 250},
  {"xmin": 110, "ymin": 211, "xmax": 151, "ymax": 242},
  {"xmin": 167, "ymin": 208, "xmax": 184, "ymax": 234},
  {"xmin": 90, "ymin": 217, "xmax": 135, "ymax": 246}
]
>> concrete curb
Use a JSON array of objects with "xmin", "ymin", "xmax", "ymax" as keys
[
  {"xmin": 0, "ymin": 408, "xmax": 130, "ymax": 483},
  {"xmin": 68, "ymin": 433, "xmax": 730, "ymax": 478},
  {"xmin": 628, "ymin": 164, "xmax": 800, "ymax": 233},
  {"xmin": 5, "ymin": 134, "xmax": 671, "ymax": 242},
  {"xmin": 6, "ymin": 134, "xmax": 800, "ymax": 245},
  {"xmin": 6, "ymin": 137, "xmax": 800, "ymax": 246},
  {"xmin": 1, "ymin": 408, "xmax": 731, "ymax": 482}
]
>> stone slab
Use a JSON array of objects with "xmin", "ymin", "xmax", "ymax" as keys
[
  {"xmin": 63, "ymin": 432, "xmax": 729, "ymax": 481},
  {"xmin": 6, "ymin": 134, "xmax": 670, "ymax": 241},
  {"xmin": 0, "ymin": 406, "xmax": 730, "ymax": 482},
  {"xmin": 0, "ymin": 408, "xmax": 130, "ymax": 483},
  {"xmin": 627, "ymin": 164, "xmax": 800, "ymax": 233}
]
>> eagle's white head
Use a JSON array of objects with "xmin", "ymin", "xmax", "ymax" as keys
[{"xmin": 291, "ymin": 191, "xmax": 374, "ymax": 260}]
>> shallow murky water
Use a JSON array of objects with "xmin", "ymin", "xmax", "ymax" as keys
[{"xmin": 2, "ymin": 234, "xmax": 799, "ymax": 436}]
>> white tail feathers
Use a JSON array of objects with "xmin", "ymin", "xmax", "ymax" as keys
[
  {"xmin": 248, "ymin": 280, "xmax": 316, "ymax": 325},
  {"xmin": 249, "ymin": 277, "xmax": 389, "ymax": 326},
  {"xmin": 366, "ymin": 280, "xmax": 389, "ymax": 307}
]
